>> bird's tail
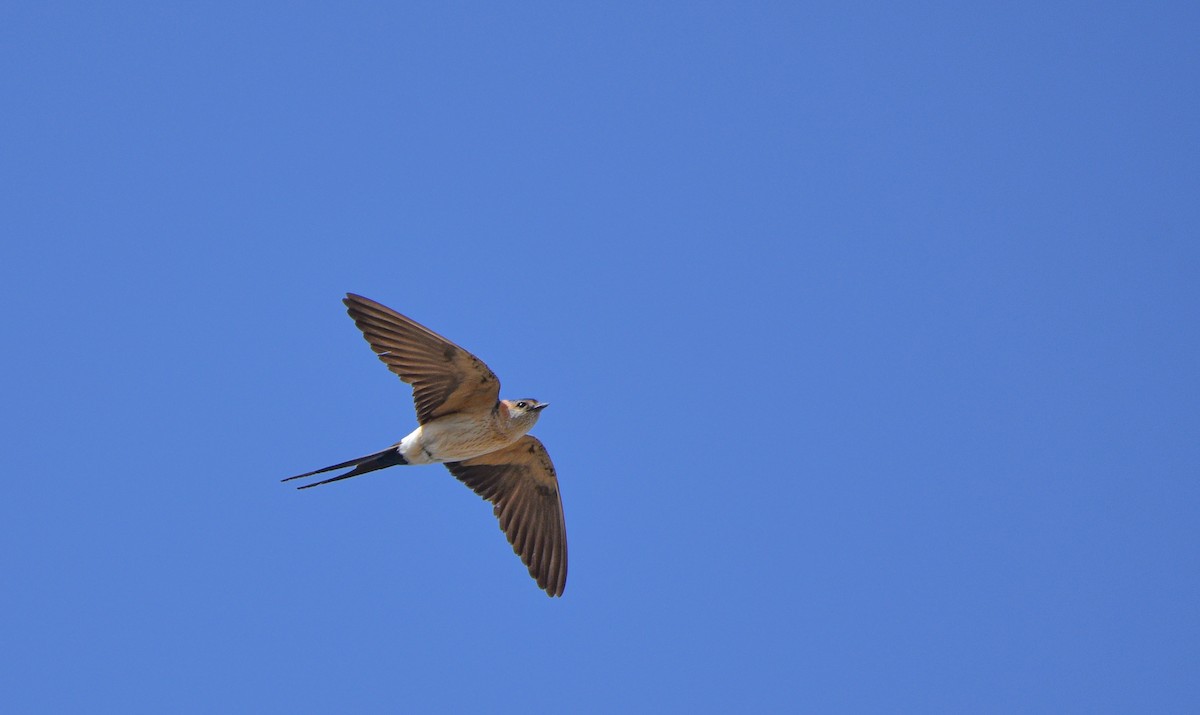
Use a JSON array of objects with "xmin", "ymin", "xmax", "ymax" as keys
[{"xmin": 281, "ymin": 445, "xmax": 408, "ymax": 490}]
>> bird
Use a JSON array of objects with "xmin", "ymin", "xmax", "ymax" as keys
[{"xmin": 283, "ymin": 293, "xmax": 567, "ymax": 597}]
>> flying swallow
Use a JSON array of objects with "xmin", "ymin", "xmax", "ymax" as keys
[{"xmin": 283, "ymin": 293, "xmax": 567, "ymax": 597}]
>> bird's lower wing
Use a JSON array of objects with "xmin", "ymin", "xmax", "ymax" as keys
[{"xmin": 443, "ymin": 436, "xmax": 567, "ymax": 597}]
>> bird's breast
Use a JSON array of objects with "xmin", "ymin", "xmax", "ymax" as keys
[{"xmin": 398, "ymin": 414, "xmax": 517, "ymax": 464}]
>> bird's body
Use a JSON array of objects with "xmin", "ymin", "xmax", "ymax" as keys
[
  {"xmin": 283, "ymin": 294, "xmax": 567, "ymax": 597},
  {"xmin": 399, "ymin": 402, "xmax": 534, "ymax": 464}
]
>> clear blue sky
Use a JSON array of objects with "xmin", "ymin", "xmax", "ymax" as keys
[{"xmin": 2, "ymin": 2, "xmax": 1197, "ymax": 712}]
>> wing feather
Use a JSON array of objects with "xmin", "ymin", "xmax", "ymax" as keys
[
  {"xmin": 444, "ymin": 436, "xmax": 568, "ymax": 597},
  {"xmin": 342, "ymin": 294, "xmax": 500, "ymax": 424}
]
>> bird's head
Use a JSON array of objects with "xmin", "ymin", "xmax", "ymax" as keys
[{"xmin": 502, "ymin": 398, "xmax": 549, "ymax": 432}]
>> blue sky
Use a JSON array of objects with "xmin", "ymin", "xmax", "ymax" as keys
[{"xmin": 2, "ymin": 2, "xmax": 1198, "ymax": 712}]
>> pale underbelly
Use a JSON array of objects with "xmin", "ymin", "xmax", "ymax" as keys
[{"xmin": 397, "ymin": 418, "xmax": 520, "ymax": 464}]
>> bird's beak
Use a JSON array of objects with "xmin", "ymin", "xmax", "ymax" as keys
[{"xmin": 534, "ymin": 402, "xmax": 550, "ymax": 411}]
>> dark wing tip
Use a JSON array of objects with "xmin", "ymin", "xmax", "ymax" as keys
[{"xmin": 343, "ymin": 293, "xmax": 373, "ymax": 311}]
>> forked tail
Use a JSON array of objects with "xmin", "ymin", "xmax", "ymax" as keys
[{"xmin": 281, "ymin": 445, "xmax": 408, "ymax": 490}]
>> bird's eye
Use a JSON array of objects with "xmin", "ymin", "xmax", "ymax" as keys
[{"xmin": 516, "ymin": 401, "xmax": 528, "ymax": 409}]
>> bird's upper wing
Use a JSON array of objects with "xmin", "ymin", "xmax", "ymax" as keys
[
  {"xmin": 444, "ymin": 436, "xmax": 568, "ymax": 597},
  {"xmin": 343, "ymin": 293, "xmax": 501, "ymax": 424}
]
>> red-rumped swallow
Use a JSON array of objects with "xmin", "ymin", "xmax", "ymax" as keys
[{"xmin": 283, "ymin": 294, "xmax": 567, "ymax": 597}]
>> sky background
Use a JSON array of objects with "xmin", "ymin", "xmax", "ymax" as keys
[{"xmin": 2, "ymin": 2, "xmax": 1198, "ymax": 712}]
